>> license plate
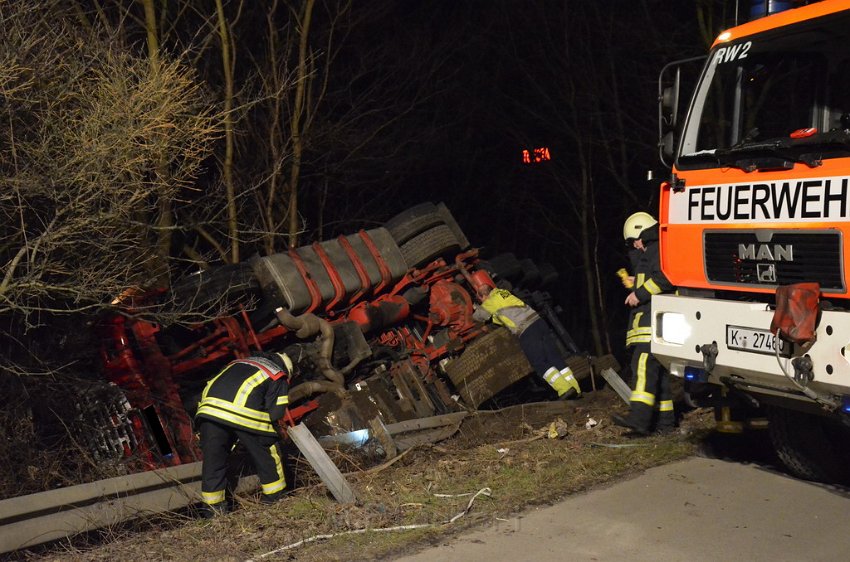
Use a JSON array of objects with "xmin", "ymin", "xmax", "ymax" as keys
[{"xmin": 726, "ymin": 325, "xmax": 792, "ymax": 358}]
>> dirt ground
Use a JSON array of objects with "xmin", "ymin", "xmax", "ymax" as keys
[{"xmin": 14, "ymin": 388, "xmax": 713, "ymax": 562}]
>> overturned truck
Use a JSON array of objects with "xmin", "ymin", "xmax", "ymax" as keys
[{"xmin": 94, "ymin": 202, "xmax": 616, "ymax": 469}]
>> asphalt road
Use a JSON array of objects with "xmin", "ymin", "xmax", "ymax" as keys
[{"xmin": 395, "ymin": 455, "xmax": 850, "ymax": 562}]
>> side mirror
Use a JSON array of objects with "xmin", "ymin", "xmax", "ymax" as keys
[
  {"xmin": 657, "ymin": 56, "xmax": 706, "ymax": 168},
  {"xmin": 658, "ymin": 68, "xmax": 681, "ymax": 169},
  {"xmin": 661, "ymin": 85, "xmax": 677, "ymax": 114},
  {"xmin": 659, "ymin": 131, "xmax": 675, "ymax": 161}
]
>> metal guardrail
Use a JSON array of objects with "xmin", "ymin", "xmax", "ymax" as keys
[
  {"xmin": 0, "ymin": 403, "xmax": 575, "ymax": 555},
  {"xmin": 0, "ymin": 461, "xmax": 257, "ymax": 554}
]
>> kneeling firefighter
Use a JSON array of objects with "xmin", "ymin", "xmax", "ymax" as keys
[
  {"xmin": 195, "ymin": 351, "xmax": 292, "ymax": 516},
  {"xmin": 473, "ymin": 282, "xmax": 580, "ymax": 399}
]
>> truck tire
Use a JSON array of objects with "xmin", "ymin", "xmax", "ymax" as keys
[
  {"xmin": 435, "ymin": 202, "xmax": 470, "ymax": 250},
  {"xmin": 517, "ymin": 258, "xmax": 541, "ymax": 289},
  {"xmin": 536, "ymin": 262, "xmax": 559, "ymax": 288},
  {"xmin": 384, "ymin": 202, "xmax": 442, "ymax": 245},
  {"xmin": 481, "ymin": 253, "xmax": 522, "ymax": 283},
  {"xmin": 768, "ymin": 407, "xmax": 849, "ymax": 484},
  {"xmin": 399, "ymin": 224, "xmax": 460, "ymax": 268},
  {"xmin": 385, "ymin": 202, "xmax": 471, "ymax": 253}
]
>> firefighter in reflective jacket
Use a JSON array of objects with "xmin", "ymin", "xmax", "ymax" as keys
[
  {"xmin": 473, "ymin": 284, "xmax": 580, "ymax": 399},
  {"xmin": 195, "ymin": 351, "xmax": 291, "ymax": 516},
  {"xmin": 612, "ymin": 212, "xmax": 675, "ymax": 435}
]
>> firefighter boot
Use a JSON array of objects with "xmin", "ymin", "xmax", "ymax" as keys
[
  {"xmin": 556, "ymin": 367, "xmax": 581, "ymax": 400},
  {"xmin": 611, "ymin": 404, "xmax": 653, "ymax": 436},
  {"xmin": 654, "ymin": 411, "xmax": 677, "ymax": 435},
  {"xmin": 260, "ymin": 490, "xmax": 286, "ymax": 504},
  {"xmin": 543, "ymin": 367, "xmax": 580, "ymax": 400},
  {"xmin": 198, "ymin": 501, "xmax": 229, "ymax": 519}
]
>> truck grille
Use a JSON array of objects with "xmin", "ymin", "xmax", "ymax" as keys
[{"xmin": 703, "ymin": 230, "xmax": 844, "ymax": 292}]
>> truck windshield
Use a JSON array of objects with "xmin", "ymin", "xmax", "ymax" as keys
[{"xmin": 678, "ymin": 12, "xmax": 850, "ymax": 169}]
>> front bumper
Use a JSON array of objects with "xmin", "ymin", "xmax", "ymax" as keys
[{"xmin": 651, "ymin": 294, "xmax": 850, "ymax": 404}]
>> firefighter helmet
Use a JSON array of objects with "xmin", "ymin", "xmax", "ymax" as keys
[
  {"xmin": 623, "ymin": 212, "xmax": 657, "ymax": 241},
  {"xmin": 276, "ymin": 352, "xmax": 294, "ymax": 375}
]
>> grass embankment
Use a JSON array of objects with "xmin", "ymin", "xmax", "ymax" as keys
[{"xmin": 31, "ymin": 393, "xmax": 709, "ymax": 562}]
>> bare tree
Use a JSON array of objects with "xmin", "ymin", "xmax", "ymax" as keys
[{"xmin": 0, "ymin": 1, "xmax": 217, "ymax": 345}]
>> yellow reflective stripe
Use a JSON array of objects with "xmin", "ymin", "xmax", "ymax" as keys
[
  {"xmin": 644, "ymin": 279, "xmax": 661, "ymax": 295},
  {"xmin": 627, "ymin": 333, "xmax": 652, "ymax": 340},
  {"xmin": 626, "ymin": 333, "xmax": 652, "ymax": 344},
  {"xmin": 543, "ymin": 367, "xmax": 560, "ymax": 384},
  {"xmin": 635, "ymin": 353, "xmax": 648, "ymax": 393},
  {"xmin": 560, "ymin": 367, "xmax": 575, "ymax": 382},
  {"xmin": 202, "ymin": 490, "xmax": 226, "ymax": 505},
  {"xmin": 626, "ymin": 336, "xmax": 652, "ymax": 345},
  {"xmin": 262, "ymin": 443, "xmax": 286, "ymax": 495},
  {"xmin": 632, "ymin": 312, "xmax": 644, "ymax": 331},
  {"xmin": 276, "ymin": 395, "xmax": 289, "ymax": 406},
  {"xmin": 234, "ymin": 371, "xmax": 268, "ymax": 407},
  {"xmin": 627, "ymin": 323, "xmax": 652, "ymax": 342},
  {"xmin": 630, "ymin": 391, "xmax": 656, "ymax": 406},
  {"xmin": 626, "ymin": 324, "xmax": 652, "ymax": 345},
  {"xmin": 201, "ymin": 369, "xmax": 228, "ymax": 401},
  {"xmin": 658, "ymin": 400, "xmax": 674, "ymax": 412},
  {"xmin": 262, "ymin": 479, "xmax": 286, "ymax": 495},
  {"xmin": 196, "ymin": 404, "xmax": 274, "ymax": 433},
  {"xmin": 636, "ymin": 273, "xmax": 646, "ymax": 287},
  {"xmin": 200, "ymin": 396, "xmax": 271, "ymax": 422}
]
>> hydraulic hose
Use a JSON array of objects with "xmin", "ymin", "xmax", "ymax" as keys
[
  {"xmin": 773, "ymin": 332, "xmax": 838, "ymax": 411},
  {"xmin": 274, "ymin": 306, "xmax": 345, "ymax": 386},
  {"xmin": 288, "ymin": 380, "xmax": 347, "ymax": 403}
]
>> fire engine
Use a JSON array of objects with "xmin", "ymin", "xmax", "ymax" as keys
[{"xmin": 652, "ymin": 0, "xmax": 850, "ymax": 482}]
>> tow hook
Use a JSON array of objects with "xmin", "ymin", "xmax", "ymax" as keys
[
  {"xmin": 792, "ymin": 354, "xmax": 814, "ymax": 384},
  {"xmin": 700, "ymin": 342, "xmax": 718, "ymax": 373}
]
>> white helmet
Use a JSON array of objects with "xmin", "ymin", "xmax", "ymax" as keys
[
  {"xmin": 623, "ymin": 212, "xmax": 657, "ymax": 241},
  {"xmin": 276, "ymin": 352, "xmax": 294, "ymax": 374}
]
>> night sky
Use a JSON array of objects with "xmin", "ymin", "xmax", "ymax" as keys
[{"xmin": 292, "ymin": 1, "xmax": 717, "ymax": 352}]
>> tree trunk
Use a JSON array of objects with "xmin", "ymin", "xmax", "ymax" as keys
[
  {"xmin": 579, "ymin": 165, "xmax": 605, "ymax": 357},
  {"xmin": 140, "ymin": 0, "xmax": 172, "ymax": 287},
  {"xmin": 264, "ymin": 0, "xmax": 283, "ymax": 254},
  {"xmin": 216, "ymin": 0, "xmax": 239, "ymax": 263},
  {"xmin": 287, "ymin": 0, "xmax": 315, "ymax": 248}
]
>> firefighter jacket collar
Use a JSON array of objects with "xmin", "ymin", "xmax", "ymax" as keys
[
  {"xmin": 237, "ymin": 357, "xmax": 287, "ymax": 380},
  {"xmin": 639, "ymin": 224, "xmax": 660, "ymax": 245}
]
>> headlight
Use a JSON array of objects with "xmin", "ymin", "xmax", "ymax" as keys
[{"xmin": 657, "ymin": 312, "xmax": 691, "ymax": 345}]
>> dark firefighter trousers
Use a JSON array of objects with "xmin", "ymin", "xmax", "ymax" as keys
[
  {"xmin": 628, "ymin": 342, "xmax": 674, "ymax": 432},
  {"xmin": 519, "ymin": 318, "xmax": 567, "ymax": 376},
  {"xmin": 199, "ymin": 419, "xmax": 286, "ymax": 508}
]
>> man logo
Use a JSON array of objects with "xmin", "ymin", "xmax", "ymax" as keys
[
  {"xmin": 757, "ymin": 263, "xmax": 777, "ymax": 283},
  {"xmin": 738, "ymin": 243, "xmax": 794, "ymax": 262}
]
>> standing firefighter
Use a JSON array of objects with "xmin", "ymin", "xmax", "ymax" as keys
[
  {"xmin": 195, "ymin": 352, "xmax": 292, "ymax": 516},
  {"xmin": 473, "ymin": 283, "xmax": 580, "ymax": 399},
  {"xmin": 612, "ymin": 212, "xmax": 675, "ymax": 435}
]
